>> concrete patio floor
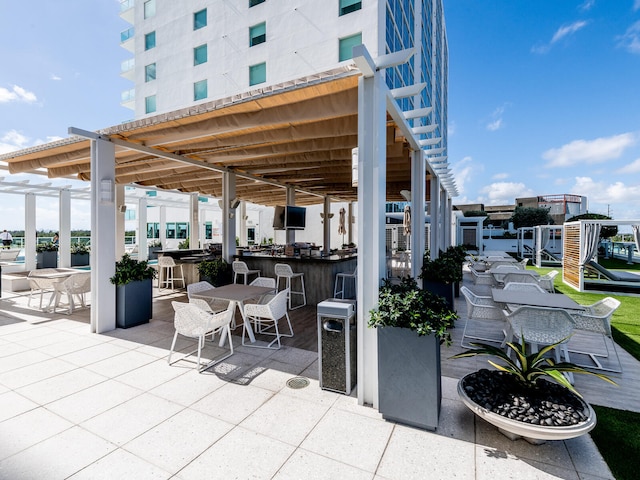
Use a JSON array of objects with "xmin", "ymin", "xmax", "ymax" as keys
[{"xmin": 0, "ymin": 276, "xmax": 630, "ymax": 479}]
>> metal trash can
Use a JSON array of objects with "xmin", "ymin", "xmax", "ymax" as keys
[{"xmin": 317, "ymin": 298, "xmax": 356, "ymax": 394}]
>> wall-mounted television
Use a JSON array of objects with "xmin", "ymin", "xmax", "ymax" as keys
[
  {"xmin": 285, "ymin": 206, "xmax": 306, "ymax": 230},
  {"xmin": 273, "ymin": 205, "xmax": 285, "ymax": 230}
]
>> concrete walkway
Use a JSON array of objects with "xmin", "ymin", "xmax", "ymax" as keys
[{"xmin": 0, "ymin": 283, "xmax": 621, "ymax": 479}]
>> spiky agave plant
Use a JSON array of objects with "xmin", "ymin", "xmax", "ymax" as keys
[{"xmin": 450, "ymin": 335, "xmax": 616, "ymax": 397}]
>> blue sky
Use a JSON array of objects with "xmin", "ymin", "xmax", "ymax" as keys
[
  {"xmin": 0, "ymin": 0, "xmax": 639, "ymax": 230},
  {"xmin": 446, "ymin": 0, "xmax": 640, "ymax": 219}
]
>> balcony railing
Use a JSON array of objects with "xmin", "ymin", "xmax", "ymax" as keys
[
  {"xmin": 120, "ymin": 0, "xmax": 134, "ymax": 12},
  {"xmin": 120, "ymin": 27, "xmax": 135, "ymax": 43}
]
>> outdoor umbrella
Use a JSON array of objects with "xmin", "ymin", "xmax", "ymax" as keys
[{"xmin": 338, "ymin": 207, "xmax": 347, "ymax": 245}]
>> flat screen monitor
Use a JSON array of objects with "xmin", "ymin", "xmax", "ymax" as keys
[
  {"xmin": 273, "ymin": 206, "xmax": 285, "ymax": 230},
  {"xmin": 285, "ymin": 206, "xmax": 306, "ymax": 230}
]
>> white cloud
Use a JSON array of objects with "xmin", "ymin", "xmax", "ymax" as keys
[
  {"xmin": 542, "ymin": 132, "xmax": 637, "ymax": 167},
  {"xmin": 486, "ymin": 119, "xmax": 503, "ymax": 131},
  {"xmin": 571, "ymin": 176, "xmax": 640, "ymax": 218},
  {"xmin": 616, "ymin": 158, "xmax": 640, "ymax": 174},
  {"xmin": 50, "ymin": 74, "xmax": 62, "ymax": 81},
  {"xmin": 0, "ymin": 85, "xmax": 37, "ymax": 104},
  {"xmin": 580, "ymin": 0, "xmax": 595, "ymax": 11},
  {"xmin": 0, "ymin": 130, "xmax": 64, "ymax": 155},
  {"xmin": 451, "ymin": 156, "xmax": 475, "ymax": 196},
  {"xmin": 492, "ymin": 173, "xmax": 509, "ymax": 180},
  {"xmin": 479, "ymin": 182, "xmax": 534, "ymax": 205},
  {"xmin": 532, "ymin": 20, "xmax": 589, "ymax": 54},
  {"xmin": 485, "ymin": 104, "xmax": 509, "ymax": 131},
  {"xmin": 616, "ymin": 20, "xmax": 640, "ymax": 54}
]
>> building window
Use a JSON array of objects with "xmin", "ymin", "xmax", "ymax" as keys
[
  {"xmin": 143, "ymin": 0, "xmax": 155, "ymax": 19},
  {"xmin": 194, "ymin": 9, "xmax": 207, "ymax": 30},
  {"xmin": 144, "ymin": 31, "xmax": 156, "ymax": 50},
  {"xmin": 249, "ymin": 22, "xmax": 266, "ymax": 47},
  {"xmin": 249, "ymin": 62, "xmax": 266, "ymax": 86},
  {"xmin": 145, "ymin": 95, "xmax": 156, "ymax": 114},
  {"xmin": 249, "ymin": 0, "xmax": 265, "ymax": 7},
  {"xmin": 194, "ymin": 80, "xmax": 207, "ymax": 101},
  {"xmin": 194, "ymin": 44, "xmax": 207, "ymax": 66},
  {"xmin": 145, "ymin": 63, "xmax": 156, "ymax": 82},
  {"xmin": 339, "ymin": 0, "xmax": 362, "ymax": 16},
  {"xmin": 339, "ymin": 32, "xmax": 362, "ymax": 61}
]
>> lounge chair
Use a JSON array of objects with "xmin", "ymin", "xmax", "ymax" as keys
[{"xmin": 587, "ymin": 260, "xmax": 640, "ymax": 283}]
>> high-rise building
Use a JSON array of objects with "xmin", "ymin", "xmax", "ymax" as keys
[{"xmin": 118, "ymin": 0, "xmax": 447, "ymax": 152}]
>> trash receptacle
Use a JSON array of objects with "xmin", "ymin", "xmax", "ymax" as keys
[{"xmin": 317, "ymin": 298, "xmax": 356, "ymax": 394}]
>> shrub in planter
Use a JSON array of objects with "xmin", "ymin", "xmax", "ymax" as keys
[
  {"xmin": 419, "ymin": 249, "xmax": 463, "ymax": 308},
  {"xmin": 36, "ymin": 242, "xmax": 59, "ymax": 269},
  {"xmin": 197, "ymin": 258, "xmax": 232, "ymax": 287},
  {"xmin": 110, "ymin": 254, "xmax": 157, "ymax": 328},
  {"xmin": 148, "ymin": 240, "xmax": 162, "ymax": 260},
  {"xmin": 70, "ymin": 242, "xmax": 90, "ymax": 266},
  {"xmin": 369, "ymin": 277, "xmax": 457, "ymax": 430}
]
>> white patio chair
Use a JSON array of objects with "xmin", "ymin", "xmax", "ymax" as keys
[
  {"xmin": 538, "ymin": 270, "xmax": 559, "ymax": 293},
  {"xmin": 459, "ymin": 286, "xmax": 507, "ymax": 348},
  {"xmin": 232, "ymin": 260, "xmax": 260, "ymax": 284},
  {"xmin": 187, "ymin": 281, "xmax": 230, "ymax": 314},
  {"xmin": 469, "ymin": 265, "xmax": 494, "ymax": 286},
  {"xmin": 500, "ymin": 271, "xmax": 541, "ymax": 289},
  {"xmin": 275, "ymin": 263, "xmax": 306, "ymax": 309},
  {"xmin": 504, "ymin": 306, "xmax": 576, "ymax": 382},
  {"xmin": 243, "ymin": 288, "xmax": 293, "ymax": 349},
  {"xmin": 569, "ymin": 297, "xmax": 622, "ymax": 372},
  {"xmin": 491, "ymin": 265, "xmax": 521, "ymax": 284},
  {"xmin": 168, "ymin": 301, "xmax": 235, "ymax": 372},
  {"xmin": 27, "ymin": 269, "xmax": 59, "ymax": 309},
  {"xmin": 247, "ymin": 277, "xmax": 277, "ymax": 305},
  {"xmin": 158, "ymin": 256, "xmax": 185, "ymax": 290},
  {"xmin": 518, "ymin": 258, "xmax": 529, "ymax": 269},
  {"xmin": 50, "ymin": 272, "xmax": 91, "ymax": 314},
  {"xmin": 503, "ymin": 282, "xmax": 546, "ymax": 293}
]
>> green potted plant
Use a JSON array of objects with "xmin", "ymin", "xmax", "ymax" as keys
[
  {"xmin": 369, "ymin": 277, "xmax": 458, "ymax": 430},
  {"xmin": 419, "ymin": 249, "xmax": 463, "ymax": 309},
  {"xmin": 110, "ymin": 253, "xmax": 157, "ymax": 328},
  {"xmin": 36, "ymin": 242, "xmax": 59, "ymax": 269},
  {"xmin": 197, "ymin": 258, "xmax": 232, "ymax": 286},
  {"xmin": 148, "ymin": 239, "xmax": 162, "ymax": 260},
  {"xmin": 451, "ymin": 337, "xmax": 616, "ymax": 443},
  {"xmin": 70, "ymin": 242, "xmax": 90, "ymax": 267},
  {"xmin": 178, "ymin": 239, "xmax": 189, "ymax": 249},
  {"xmin": 442, "ymin": 245, "xmax": 467, "ymax": 297}
]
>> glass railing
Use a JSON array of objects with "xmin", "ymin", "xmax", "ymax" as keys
[
  {"xmin": 120, "ymin": 27, "xmax": 135, "ymax": 43},
  {"xmin": 121, "ymin": 89, "xmax": 135, "ymax": 103},
  {"xmin": 5, "ymin": 236, "xmax": 137, "ymax": 248},
  {"xmin": 120, "ymin": 0, "xmax": 134, "ymax": 12},
  {"xmin": 121, "ymin": 58, "xmax": 135, "ymax": 73}
]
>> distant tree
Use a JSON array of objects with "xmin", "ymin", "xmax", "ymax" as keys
[
  {"xmin": 566, "ymin": 213, "xmax": 618, "ymax": 238},
  {"xmin": 510, "ymin": 206, "xmax": 554, "ymax": 229}
]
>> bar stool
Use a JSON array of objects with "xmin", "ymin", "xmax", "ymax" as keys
[
  {"xmin": 274, "ymin": 263, "xmax": 306, "ymax": 310},
  {"xmin": 232, "ymin": 260, "xmax": 261, "ymax": 284},
  {"xmin": 334, "ymin": 268, "xmax": 357, "ymax": 299},
  {"xmin": 158, "ymin": 256, "xmax": 185, "ymax": 290}
]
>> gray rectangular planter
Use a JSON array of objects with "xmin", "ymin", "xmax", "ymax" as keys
[
  {"xmin": 377, "ymin": 326, "xmax": 441, "ymax": 430},
  {"xmin": 36, "ymin": 251, "xmax": 58, "ymax": 269},
  {"xmin": 116, "ymin": 278, "xmax": 153, "ymax": 329},
  {"xmin": 71, "ymin": 253, "xmax": 90, "ymax": 267},
  {"xmin": 423, "ymin": 280, "xmax": 455, "ymax": 310}
]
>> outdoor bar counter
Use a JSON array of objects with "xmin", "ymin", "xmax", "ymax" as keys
[
  {"xmin": 158, "ymin": 249, "xmax": 219, "ymax": 285},
  {"xmin": 234, "ymin": 253, "xmax": 357, "ymax": 306}
]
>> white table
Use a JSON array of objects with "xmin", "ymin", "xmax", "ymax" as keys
[
  {"xmin": 491, "ymin": 288, "xmax": 583, "ymax": 310},
  {"xmin": 191, "ymin": 283, "xmax": 275, "ymax": 343}
]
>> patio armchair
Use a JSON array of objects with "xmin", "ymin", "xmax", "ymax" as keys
[
  {"xmin": 243, "ymin": 288, "xmax": 293, "ymax": 349},
  {"xmin": 50, "ymin": 272, "xmax": 91, "ymax": 314},
  {"xmin": 27, "ymin": 269, "xmax": 59, "ymax": 309},
  {"xmin": 187, "ymin": 281, "xmax": 230, "ymax": 314},
  {"xmin": 459, "ymin": 286, "xmax": 507, "ymax": 348},
  {"xmin": 537, "ymin": 270, "xmax": 559, "ymax": 293},
  {"xmin": 569, "ymin": 297, "xmax": 622, "ymax": 372},
  {"xmin": 168, "ymin": 301, "xmax": 235, "ymax": 372},
  {"xmin": 469, "ymin": 265, "xmax": 494, "ymax": 286},
  {"xmin": 247, "ymin": 277, "xmax": 277, "ymax": 304}
]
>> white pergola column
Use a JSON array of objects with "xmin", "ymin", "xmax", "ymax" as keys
[
  {"xmin": 439, "ymin": 187, "xmax": 447, "ymax": 251},
  {"xmin": 116, "ymin": 184, "xmax": 126, "ymax": 259},
  {"xmin": 286, "ymin": 187, "xmax": 296, "ymax": 245},
  {"xmin": 159, "ymin": 205, "xmax": 167, "ymax": 249},
  {"xmin": 411, "ymin": 150, "xmax": 426, "ymax": 280},
  {"xmin": 24, "ymin": 193, "xmax": 36, "ymax": 271},
  {"xmin": 323, "ymin": 196, "xmax": 331, "ymax": 254},
  {"xmin": 190, "ymin": 193, "xmax": 200, "ymax": 250},
  {"xmin": 59, "ymin": 189, "xmax": 71, "ymax": 268},
  {"xmin": 444, "ymin": 195, "xmax": 452, "ymax": 248},
  {"xmin": 356, "ymin": 59, "xmax": 386, "ymax": 408},
  {"xmin": 429, "ymin": 174, "xmax": 440, "ymax": 258},
  {"xmin": 90, "ymin": 138, "xmax": 116, "ymax": 333},
  {"xmin": 222, "ymin": 171, "xmax": 237, "ymax": 262},
  {"xmin": 138, "ymin": 197, "xmax": 148, "ymax": 261}
]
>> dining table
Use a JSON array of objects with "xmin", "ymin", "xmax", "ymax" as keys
[
  {"xmin": 190, "ymin": 283, "xmax": 276, "ymax": 344},
  {"xmin": 491, "ymin": 288, "xmax": 584, "ymax": 311}
]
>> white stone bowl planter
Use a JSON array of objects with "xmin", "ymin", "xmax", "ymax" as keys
[{"xmin": 457, "ymin": 374, "xmax": 597, "ymax": 444}]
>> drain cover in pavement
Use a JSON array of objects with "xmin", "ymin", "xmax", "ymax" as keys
[{"xmin": 286, "ymin": 377, "xmax": 310, "ymax": 389}]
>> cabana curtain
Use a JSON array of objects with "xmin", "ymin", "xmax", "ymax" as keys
[{"xmin": 580, "ymin": 223, "xmax": 601, "ymax": 266}]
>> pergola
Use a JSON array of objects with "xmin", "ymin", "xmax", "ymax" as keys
[{"xmin": 0, "ymin": 46, "xmax": 457, "ymax": 406}]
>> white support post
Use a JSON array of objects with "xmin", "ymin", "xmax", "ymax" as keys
[
  {"xmin": 90, "ymin": 138, "xmax": 116, "ymax": 333},
  {"xmin": 444, "ymin": 195, "xmax": 452, "ymax": 248},
  {"xmin": 159, "ymin": 206, "xmax": 167, "ymax": 250},
  {"xmin": 429, "ymin": 174, "xmax": 440, "ymax": 258},
  {"xmin": 222, "ymin": 171, "xmax": 237, "ymax": 262},
  {"xmin": 439, "ymin": 187, "xmax": 447, "ymax": 251},
  {"xmin": 116, "ymin": 184, "xmax": 126, "ymax": 259},
  {"xmin": 286, "ymin": 187, "xmax": 296, "ymax": 245},
  {"xmin": 356, "ymin": 63, "xmax": 386, "ymax": 408},
  {"xmin": 138, "ymin": 197, "xmax": 148, "ymax": 261},
  {"xmin": 190, "ymin": 193, "xmax": 200, "ymax": 250},
  {"xmin": 24, "ymin": 193, "xmax": 36, "ymax": 271},
  {"xmin": 59, "ymin": 189, "xmax": 71, "ymax": 268},
  {"xmin": 323, "ymin": 196, "xmax": 331, "ymax": 254},
  {"xmin": 411, "ymin": 150, "xmax": 426, "ymax": 280}
]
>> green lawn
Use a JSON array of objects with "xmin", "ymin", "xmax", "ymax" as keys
[{"xmin": 529, "ymin": 263, "xmax": 640, "ymax": 479}]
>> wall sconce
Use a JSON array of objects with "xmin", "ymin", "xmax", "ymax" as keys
[
  {"xmin": 230, "ymin": 197, "xmax": 241, "ymax": 209},
  {"xmin": 99, "ymin": 179, "xmax": 114, "ymax": 204}
]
